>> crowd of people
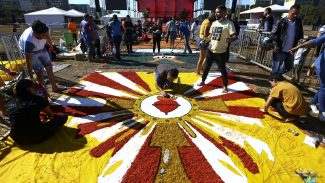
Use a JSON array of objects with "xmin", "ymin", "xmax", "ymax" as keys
[{"xmin": 0, "ymin": 4, "xmax": 324, "ymax": 146}]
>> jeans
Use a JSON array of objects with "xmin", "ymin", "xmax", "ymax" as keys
[
  {"xmin": 31, "ymin": 49, "xmax": 53, "ymax": 72},
  {"xmin": 113, "ymin": 35, "xmax": 122, "ymax": 60},
  {"xmin": 312, "ymin": 62, "xmax": 325, "ymax": 112},
  {"xmin": 85, "ymin": 40, "xmax": 95, "ymax": 56},
  {"xmin": 271, "ymin": 51, "xmax": 294, "ymax": 74},
  {"xmin": 183, "ymin": 35, "xmax": 192, "ymax": 53},
  {"xmin": 202, "ymin": 51, "xmax": 228, "ymax": 86}
]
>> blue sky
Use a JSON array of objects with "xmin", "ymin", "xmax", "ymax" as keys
[{"xmin": 68, "ymin": 0, "xmax": 251, "ymax": 5}]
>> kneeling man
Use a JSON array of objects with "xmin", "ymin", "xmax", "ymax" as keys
[
  {"xmin": 264, "ymin": 74, "xmax": 307, "ymax": 122},
  {"xmin": 155, "ymin": 64, "xmax": 179, "ymax": 98}
]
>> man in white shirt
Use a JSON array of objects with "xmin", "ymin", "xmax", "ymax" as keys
[
  {"xmin": 198, "ymin": 5, "xmax": 237, "ymax": 93},
  {"xmin": 19, "ymin": 20, "xmax": 64, "ymax": 92}
]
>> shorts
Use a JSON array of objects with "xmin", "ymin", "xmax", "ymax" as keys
[
  {"xmin": 169, "ymin": 31, "xmax": 176, "ymax": 40},
  {"xmin": 196, "ymin": 37, "xmax": 209, "ymax": 50},
  {"xmin": 31, "ymin": 49, "xmax": 53, "ymax": 72}
]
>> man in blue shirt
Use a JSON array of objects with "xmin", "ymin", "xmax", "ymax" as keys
[
  {"xmin": 80, "ymin": 14, "xmax": 96, "ymax": 62},
  {"xmin": 179, "ymin": 19, "xmax": 192, "ymax": 54},
  {"xmin": 263, "ymin": 7, "xmax": 274, "ymax": 32},
  {"xmin": 290, "ymin": 34, "xmax": 325, "ymax": 121},
  {"xmin": 270, "ymin": 4, "xmax": 303, "ymax": 74},
  {"xmin": 107, "ymin": 14, "xmax": 124, "ymax": 61}
]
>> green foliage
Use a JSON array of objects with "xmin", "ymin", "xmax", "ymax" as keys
[
  {"xmin": 300, "ymin": 5, "xmax": 324, "ymax": 26},
  {"xmin": 0, "ymin": 5, "xmax": 25, "ymax": 24},
  {"xmin": 142, "ymin": 8, "xmax": 150, "ymax": 18}
]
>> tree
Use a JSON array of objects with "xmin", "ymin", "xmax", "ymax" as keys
[
  {"xmin": 0, "ymin": 5, "xmax": 25, "ymax": 24},
  {"xmin": 142, "ymin": 8, "xmax": 150, "ymax": 18},
  {"xmin": 300, "ymin": 5, "xmax": 324, "ymax": 26}
]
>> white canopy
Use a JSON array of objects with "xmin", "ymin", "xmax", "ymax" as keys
[
  {"xmin": 67, "ymin": 9, "xmax": 85, "ymax": 17},
  {"xmin": 25, "ymin": 7, "xmax": 78, "ymax": 17},
  {"xmin": 24, "ymin": 7, "xmax": 84, "ymax": 29},
  {"xmin": 240, "ymin": 7, "xmax": 264, "ymax": 14},
  {"xmin": 240, "ymin": 4, "xmax": 290, "ymax": 14}
]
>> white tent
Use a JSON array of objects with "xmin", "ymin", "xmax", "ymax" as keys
[
  {"xmin": 268, "ymin": 4, "xmax": 290, "ymax": 12},
  {"xmin": 24, "ymin": 7, "xmax": 83, "ymax": 29},
  {"xmin": 240, "ymin": 4, "xmax": 290, "ymax": 14},
  {"xmin": 240, "ymin": 7, "xmax": 264, "ymax": 14},
  {"xmin": 67, "ymin": 9, "xmax": 85, "ymax": 17},
  {"xmin": 101, "ymin": 14, "xmax": 120, "ymax": 25}
]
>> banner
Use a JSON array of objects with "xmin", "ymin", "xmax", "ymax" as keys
[{"xmin": 137, "ymin": 0, "xmax": 193, "ymax": 18}]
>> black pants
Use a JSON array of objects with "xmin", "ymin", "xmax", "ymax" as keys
[
  {"xmin": 125, "ymin": 33, "xmax": 133, "ymax": 53},
  {"xmin": 202, "ymin": 51, "xmax": 228, "ymax": 86},
  {"xmin": 153, "ymin": 36, "xmax": 161, "ymax": 53},
  {"xmin": 113, "ymin": 36, "xmax": 122, "ymax": 60},
  {"xmin": 11, "ymin": 114, "xmax": 68, "ymax": 145},
  {"xmin": 72, "ymin": 33, "xmax": 78, "ymax": 44},
  {"xmin": 266, "ymin": 96, "xmax": 299, "ymax": 118},
  {"xmin": 95, "ymin": 39, "xmax": 101, "ymax": 57}
]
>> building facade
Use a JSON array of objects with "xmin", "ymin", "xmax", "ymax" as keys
[{"xmin": 70, "ymin": 4, "xmax": 91, "ymax": 14}]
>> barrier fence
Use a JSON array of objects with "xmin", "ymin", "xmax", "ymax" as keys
[
  {"xmin": 0, "ymin": 29, "xmax": 321, "ymax": 92},
  {"xmin": 0, "ymin": 33, "xmax": 25, "ymax": 88},
  {"xmin": 230, "ymin": 29, "xmax": 320, "ymax": 92}
]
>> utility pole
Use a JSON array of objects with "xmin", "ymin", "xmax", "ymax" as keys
[
  {"xmin": 270, "ymin": 0, "xmax": 274, "ymax": 5},
  {"xmin": 231, "ymin": 0, "xmax": 237, "ymax": 14},
  {"xmin": 94, "ymin": 0, "xmax": 101, "ymax": 19}
]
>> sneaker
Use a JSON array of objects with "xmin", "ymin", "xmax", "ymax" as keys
[
  {"xmin": 310, "ymin": 105, "xmax": 319, "ymax": 114},
  {"xmin": 319, "ymin": 112, "xmax": 325, "ymax": 121}
]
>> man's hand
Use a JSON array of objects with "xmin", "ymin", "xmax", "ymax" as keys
[
  {"xmin": 48, "ymin": 45, "xmax": 55, "ymax": 52},
  {"xmin": 289, "ymin": 47, "xmax": 298, "ymax": 55},
  {"xmin": 263, "ymin": 105, "xmax": 269, "ymax": 113},
  {"xmin": 273, "ymin": 47, "xmax": 280, "ymax": 53},
  {"xmin": 161, "ymin": 91, "xmax": 170, "ymax": 98},
  {"xmin": 8, "ymin": 71, "xmax": 19, "ymax": 76}
]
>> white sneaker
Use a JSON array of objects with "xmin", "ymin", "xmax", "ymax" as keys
[
  {"xmin": 310, "ymin": 105, "xmax": 319, "ymax": 114},
  {"xmin": 319, "ymin": 112, "xmax": 325, "ymax": 121}
]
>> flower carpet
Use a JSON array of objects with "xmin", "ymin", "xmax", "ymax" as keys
[{"xmin": 0, "ymin": 71, "xmax": 324, "ymax": 183}]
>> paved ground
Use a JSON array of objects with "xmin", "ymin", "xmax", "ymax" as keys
[{"xmin": 1, "ymin": 50, "xmax": 324, "ymax": 146}]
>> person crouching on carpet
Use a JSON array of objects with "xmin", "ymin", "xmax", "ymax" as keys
[
  {"xmin": 5, "ymin": 79, "xmax": 68, "ymax": 145},
  {"xmin": 155, "ymin": 64, "xmax": 180, "ymax": 98},
  {"xmin": 263, "ymin": 74, "xmax": 307, "ymax": 123}
]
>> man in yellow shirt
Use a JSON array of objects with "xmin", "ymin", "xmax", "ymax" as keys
[{"xmin": 264, "ymin": 74, "xmax": 307, "ymax": 122}]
